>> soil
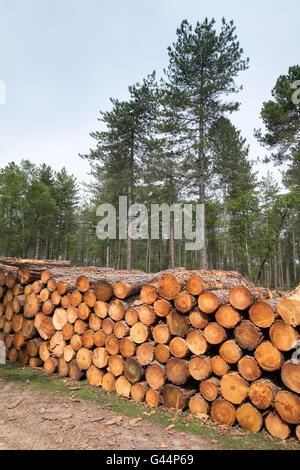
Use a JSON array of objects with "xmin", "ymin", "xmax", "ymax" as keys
[{"xmin": 0, "ymin": 378, "xmax": 219, "ymax": 450}]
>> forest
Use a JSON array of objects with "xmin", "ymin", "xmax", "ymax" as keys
[{"xmin": 0, "ymin": 18, "xmax": 299, "ymax": 289}]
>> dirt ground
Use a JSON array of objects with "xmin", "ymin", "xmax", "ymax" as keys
[{"xmin": 0, "ymin": 378, "xmax": 220, "ymax": 450}]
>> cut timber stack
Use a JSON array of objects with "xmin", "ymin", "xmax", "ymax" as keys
[{"xmin": 0, "ymin": 258, "xmax": 299, "ymax": 442}]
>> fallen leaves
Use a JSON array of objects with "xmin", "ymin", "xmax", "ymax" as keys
[
  {"xmin": 129, "ymin": 416, "xmax": 142, "ymax": 425},
  {"xmin": 104, "ymin": 415, "xmax": 123, "ymax": 426},
  {"xmin": 165, "ymin": 424, "xmax": 175, "ymax": 431},
  {"xmin": 143, "ymin": 410, "xmax": 156, "ymax": 417}
]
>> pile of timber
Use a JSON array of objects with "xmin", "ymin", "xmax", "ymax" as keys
[{"xmin": 0, "ymin": 258, "xmax": 299, "ymax": 442}]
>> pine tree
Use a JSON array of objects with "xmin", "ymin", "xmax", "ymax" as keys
[{"xmin": 162, "ymin": 18, "xmax": 249, "ymax": 268}]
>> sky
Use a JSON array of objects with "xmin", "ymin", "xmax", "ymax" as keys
[{"xmin": 0, "ymin": 0, "xmax": 299, "ymax": 189}]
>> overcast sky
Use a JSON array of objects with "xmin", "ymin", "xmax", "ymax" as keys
[{"xmin": 0, "ymin": 0, "xmax": 299, "ymax": 188}]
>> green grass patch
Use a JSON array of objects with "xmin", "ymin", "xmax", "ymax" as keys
[{"xmin": 0, "ymin": 363, "xmax": 298, "ymax": 451}]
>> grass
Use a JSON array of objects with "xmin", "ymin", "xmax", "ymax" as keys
[{"xmin": 0, "ymin": 363, "xmax": 298, "ymax": 451}]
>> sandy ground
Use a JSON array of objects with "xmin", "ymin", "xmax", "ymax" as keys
[{"xmin": 0, "ymin": 378, "xmax": 220, "ymax": 450}]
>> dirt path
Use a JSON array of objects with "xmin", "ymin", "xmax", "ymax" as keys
[{"xmin": 0, "ymin": 378, "xmax": 219, "ymax": 450}]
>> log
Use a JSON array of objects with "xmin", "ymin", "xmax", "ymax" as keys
[
  {"xmin": 77, "ymin": 303, "xmax": 90, "ymax": 321},
  {"xmin": 83, "ymin": 290, "xmax": 97, "ymax": 308},
  {"xmin": 62, "ymin": 323, "xmax": 74, "ymax": 341},
  {"xmin": 93, "ymin": 331, "xmax": 106, "ymax": 348},
  {"xmin": 115, "ymin": 376, "xmax": 131, "ymax": 398},
  {"xmin": 81, "ymin": 330, "xmax": 95, "ymax": 349},
  {"xmin": 229, "ymin": 286, "xmax": 252, "ymax": 310},
  {"xmin": 108, "ymin": 299, "xmax": 125, "ymax": 321},
  {"xmin": 130, "ymin": 322, "xmax": 149, "ymax": 344},
  {"xmin": 234, "ymin": 320, "xmax": 263, "ymax": 351},
  {"xmin": 199, "ymin": 377, "xmax": 220, "ymax": 402},
  {"xmin": 238, "ymin": 356, "xmax": 261, "ymax": 382},
  {"xmin": 276, "ymin": 286, "xmax": 300, "ymax": 326},
  {"xmin": 145, "ymin": 363, "xmax": 165, "ymax": 389},
  {"xmin": 189, "ymin": 310, "xmax": 209, "ymax": 329},
  {"xmin": 67, "ymin": 305, "xmax": 78, "ymax": 325},
  {"xmin": 70, "ymin": 334, "xmax": 82, "ymax": 352},
  {"xmin": 188, "ymin": 356, "xmax": 211, "ymax": 381},
  {"xmin": 24, "ymin": 293, "xmax": 40, "ymax": 318},
  {"xmin": 58, "ymin": 357, "xmax": 69, "ymax": 377},
  {"xmin": 42, "ymin": 300, "xmax": 54, "ymax": 316},
  {"xmin": 211, "ymin": 399, "xmax": 236, "ymax": 427},
  {"xmin": 154, "ymin": 344, "xmax": 170, "ymax": 364},
  {"xmin": 11, "ymin": 313, "xmax": 23, "ymax": 333},
  {"xmin": 197, "ymin": 292, "xmax": 219, "ymax": 314},
  {"xmin": 131, "ymin": 381, "xmax": 148, "ymax": 403},
  {"xmin": 120, "ymin": 337, "xmax": 136, "ymax": 358},
  {"xmin": 29, "ymin": 357, "xmax": 43, "ymax": 368},
  {"xmin": 215, "ymin": 305, "xmax": 241, "ymax": 329},
  {"xmin": 269, "ymin": 320, "xmax": 299, "ymax": 352},
  {"xmin": 93, "ymin": 348, "xmax": 108, "ymax": 369},
  {"xmin": 140, "ymin": 285, "xmax": 158, "ymax": 305},
  {"xmin": 185, "ymin": 275, "xmax": 204, "ymax": 296},
  {"xmin": 39, "ymin": 341, "xmax": 50, "ymax": 362},
  {"xmin": 136, "ymin": 342, "xmax": 154, "ymax": 366},
  {"xmin": 145, "ymin": 389, "xmax": 160, "ymax": 407},
  {"xmin": 186, "ymin": 330, "xmax": 208, "ymax": 355},
  {"xmin": 189, "ymin": 393, "xmax": 209, "ymax": 415},
  {"xmin": 274, "ymin": 391, "xmax": 300, "ymax": 424},
  {"xmin": 281, "ymin": 360, "xmax": 300, "ymax": 394},
  {"xmin": 169, "ymin": 337, "xmax": 188, "ymax": 358},
  {"xmin": 124, "ymin": 357, "xmax": 144, "ymax": 384},
  {"xmin": 114, "ymin": 282, "xmax": 136, "ymax": 299},
  {"xmin": 94, "ymin": 301, "xmax": 109, "ymax": 319},
  {"xmin": 86, "ymin": 365, "xmax": 103, "ymax": 387},
  {"xmin": 76, "ymin": 348, "xmax": 92, "ymax": 370},
  {"xmin": 114, "ymin": 321, "xmax": 130, "ymax": 339},
  {"xmin": 254, "ymin": 341, "xmax": 283, "ymax": 372},
  {"xmin": 249, "ymin": 379, "xmax": 277, "ymax": 410},
  {"xmin": 76, "ymin": 275, "xmax": 90, "ymax": 293},
  {"xmin": 204, "ymin": 323, "xmax": 227, "ymax": 345},
  {"xmin": 157, "ymin": 273, "xmax": 180, "ymax": 300},
  {"xmin": 50, "ymin": 291, "xmax": 61, "ymax": 306},
  {"xmin": 49, "ymin": 331, "xmax": 65, "ymax": 358},
  {"xmin": 18, "ymin": 349, "xmax": 29, "ymax": 365},
  {"xmin": 14, "ymin": 332, "xmax": 25, "ymax": 350},
  {"xmin": 125, "ymin": 308, "xmax": 139, "ymax": 326},
  {"xmin": 70, "ymin": 290, "xmax": 82, "ymax": 307},
  {"xmin": 219, "ymin": 340, "xmax": 242, "ymax": 364},
  {"xmin": 105, "ymin": 334, "xmax": 119, "ymax": 355},
  {"xmin": 26, "ymin": 338, "xmax": 42, "ymax": 357},
  {"xmin": 211, "ymin": 355, "xmax": 230, "ymax": 377},
  {"xmin": 108, "ymin": 355, "xmax": 124, "ymax": 376},
  {"xmin": 69, "ymin": 359, "xmax": 83, "ymax": 381},
  {"xmin": 166, "ymin": 357, "xmax": 189, "ymax": 385},
  {"xmin": 296, "ymin": 425, "xmax": 300, "ymax": 442},
  {"xmin": 153, "ymin": 299, "xmax": 170, "ymax": 318},
  {"xmin": 174, "ymin": 292, "xmax": 196, "ymax": 314},
  {"xmin": 57, "ymin": 281, "xmax": 67, "ymax": 296},
  {"xmin": 47, "ymin": 279, "xmax": 57, "ymax": 293},
  {"xmin": 8, "ymin": 348, "xmax": 18, "ymax": 362},
  {"xmin": 265, "ymin": 411, "xmax": 291, "ymax": 440},
  {"xmin": 249, "ymin": 301, "xmax": 275, "ymax": 328},
  {"xmin": 163, "ymin": 384, "xmax": 195, "ymax": 410},
  {"xmin": 52, "ymin": 308, "xmax": 68, "ymax": 331},
  {"xmin": 101, "ymin": 372, "xmax": 116, "ymax": 391},
  {"xmin": 74, "ymin": 319, "xmax": 87, "ymax": 335},
  {"xmin": 101, "ymin": 318, "xmax": 114, "ymax": 335},
  {"xmin": 152, "ymin": 324, "xmax": 170, "ymax": 344},
  {"xmin": 138, "ymin": 305, "xmax": 156, "ymax": 326},
  {"xmin": 220, "ymin": 372, "xmax": 249, "ymax": 405},
  {"xmin": 44, "ymin": 357, "xmax": 58, "ymax": 375},
  {"xmin": 94, "ymin": 281, "xmax": 113, "ymax": 302},
  {"xmin": 166, "ymin": 310, "xmax": 189, "ymax": 337},
  {"xmin": 64, "ymin": 344, "xmax": 76, "ymax": 362},
  {"xmin": 236, "ymin": 403, "xmax": 263, "ymax": 433}
]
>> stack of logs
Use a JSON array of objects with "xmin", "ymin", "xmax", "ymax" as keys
[{"xmin": 0, "ymin": 258, "xmax": 299, "ymax": 442}]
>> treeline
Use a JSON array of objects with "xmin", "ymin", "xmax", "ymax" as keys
[{"xmin": 0, "ymin": 18, "xmax": 299, "ymax": 288}]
